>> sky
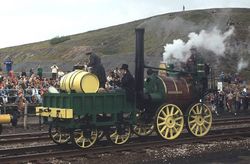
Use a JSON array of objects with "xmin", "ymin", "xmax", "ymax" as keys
[{"xmin": 0, "ymin": 0, "xmax": 249, "ymax": 48}]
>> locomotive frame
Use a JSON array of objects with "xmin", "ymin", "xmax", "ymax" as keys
[{"xmin": 36, "ymin": 28, "xmax": 213, "ymax": 149}]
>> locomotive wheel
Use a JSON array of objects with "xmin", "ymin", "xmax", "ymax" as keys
[
  {"xmin": 97, "ymin": 130, "xmax": 104, "ymax": 140},
  {"xmin": 71, "ymin": 128, "xmax": 98, "ymax": 149},
  {"xmin": 133, "ymin": 124, "xmax": 154, "ymax": 137},
  {"xmin": 155, "ymin": 104, "xmax": 184, "ymax": 140},
  {"xmin": 133, "ymin": 111, "xmax": 154, "ymax": 137},
  {"xmin": 49, "ymin": 123, "xmax": 71, "ymax": 145},
  {"xmin": 106, "ymin": 124, "xmax": 131, "ymax": 145},
  {"xmin": 186, "ymin": 103, "xmax": 212, "ymax": 137}
]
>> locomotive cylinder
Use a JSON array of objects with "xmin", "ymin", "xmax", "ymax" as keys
[{"xmin": 60, "ymin": 70, "xmax": 99, "ymax": 93}]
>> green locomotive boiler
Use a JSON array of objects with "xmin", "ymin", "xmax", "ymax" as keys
[{"xmin": 36, "ymin": 28, "xmax": 213, "ymax": 149}]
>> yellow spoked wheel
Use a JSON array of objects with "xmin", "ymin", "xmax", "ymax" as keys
[
  {"xmin": 106, "ymin": 125, "xmax": 131, "ymax": 145},
  {"xmin": 187, "ymin": 103, "xmax": 212, "ymax": 137},
  {"xmin": 71, "ymin": 128, "xmax": 98, "ymax": 149},
  {"xmin": 155, "ymin": 104, "xmax": 184, "ymax": 140},
  {"xmin": 49, "ymin": 124, "xmax": 71, "ymax": 145},
  {"xmin": 133, "ymin": 124, "xmax": 154, "ymax": 137}
]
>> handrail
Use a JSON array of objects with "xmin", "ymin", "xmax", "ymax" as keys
[{"xmin": 0, "ymin": 89, "xmax": 43, "ymax": 97}]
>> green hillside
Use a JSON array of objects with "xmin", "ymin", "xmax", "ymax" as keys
[{"xmin": 0, "ymin": 8, "xmax": 249, "ymax": 76}]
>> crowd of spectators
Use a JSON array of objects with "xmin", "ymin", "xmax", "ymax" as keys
[
  {"xmin": 207, "ymin": 72, "xmax": 249, "ymax": 116},
  {"xmin": 0, "ymin": 61, "xmax": 126, "ymax": 109},
  {"xmin": 105, "ymin": 67, "xmax": 122, "ymax": 90},
  {"xmin": 0, "ymin": 67, "xmax": 60, "ymax": 112}
]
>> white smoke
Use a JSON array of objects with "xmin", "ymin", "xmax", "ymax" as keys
[
  {"xmin": 237, "ymin": 58, "xmax": 248, "ymax": 72},
  {"xmin": 163, "ymin": 26, "xmax": 235, "ymax": 63}
]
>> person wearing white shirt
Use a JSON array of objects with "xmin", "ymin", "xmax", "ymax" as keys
[{"xmin": 51, "ymin": 64, "xmax": 59, "ymax": 80}]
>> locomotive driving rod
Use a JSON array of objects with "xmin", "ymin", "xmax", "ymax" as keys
[{"xmin": 144, "ymin": 65, "xmax": 196, "ymax": 75}]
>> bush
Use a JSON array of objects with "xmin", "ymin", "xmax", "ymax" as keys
[{"xmin": 50, "ymin": 36, "xmax": 71, "ymax": 45}]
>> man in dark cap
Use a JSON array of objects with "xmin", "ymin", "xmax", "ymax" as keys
[
  {"xmin": 120, "ymin": 64, "xmax": 135, "ymax": 102},
  {"xmin": 85, "ymin": 47, "xmax": 101, "ymax": 68},
  {"xmin": 85, "ymin": 47, "xmax": 106, "ymax": 88}
]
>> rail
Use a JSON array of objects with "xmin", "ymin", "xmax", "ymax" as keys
[{"xmin": 1, "ymin": 126, "xmax": 250, "ymax": 163}]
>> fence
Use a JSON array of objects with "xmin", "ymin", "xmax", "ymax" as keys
[
  {"xmin": 0, "ymin": 88, "xmax": 42, "ymax": 104},
  {"xmin": 0, "ymin": 99, "xmax": 39, "ymax": 130}
]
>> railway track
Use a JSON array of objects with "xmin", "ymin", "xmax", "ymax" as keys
[
  {"xmin": 0, "ymin": 126, "xmax": 250, "ymax": 163},
  {"xmin": 0, "ymin": 132, "xmax": 49, "ymax": 144},
  {"xmin": 213, "ymin": 115, "xmax": 250, "ymax": 125},
  {"xmin": 0, "ymin": 116, "xmax": 250, "ymax": 145}
]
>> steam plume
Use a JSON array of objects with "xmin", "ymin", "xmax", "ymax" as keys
[
  {"xmin": 237, "ymin": 58, "xmax": 248, "ymax": 72},
  {"xmin": 163, "ymin": 26, "xmax": 234, "ymax": 63}
]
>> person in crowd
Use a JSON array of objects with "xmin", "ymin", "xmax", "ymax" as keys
[
  {"xmin": 0, "ymin": 85, "xmax": 8, "ymax": 105},
  {"xmin": 106, "ymin": 71, "xmax": 115, "ymax": 89},
  {"xmin": 0, "ymin": 73, "xmax": 4, "ymax": 88},
  {"xmin": 106, "ymin": 70, "xmax": 121, "ymax": 90},
  {"xmin": 119, "ymin": 64, "xmax": 135, "ymax": 102},
  {"xmin": 19, "ymin": 76, "xmax": 27, "ymax": 90},
  {"xmin": 217, "ymin": 90, "xmax": 225, "ymax": 113},
  {"xmin": 84, "ymin": 47, "xmax": 106, "ymax": 88},
  {"xmin": 114, "ymin": 67, "xmax": 120, "ymax": 75},
  {"xmin": 57, "ymin": 69, "xmax": 65, "ymax": 79},
  {"xmin": 21, "ymin": 69, "xmax": 27, "ymax": 77},
  {"xmin": 15, "ymin": 89, "xmax": 27, "ymax": 113},
  {"xmin": 4, "ymin": 57, "xmax": 13, "ymax": 74},
  {"xmin": 37, "ymin": 64, "xmax": 43, "ymax": 80},
  {"xmin": 51, "ymin": 64, "xmax": 59, "ymax": 80},
  {"xmin": 235, "ymin": 89, "xmax": 241, "ymax": 114},
  {"xmin": 219, "ymin": 72, "xmax": 225, "ymax": 82},
  {"xmin": 31, "ymin": 84, "xmax": 42, "ymax": 104},
  {"xmin": 226, "ymin": 91, "xmax": 235, "ymax": 114},
  {"xmin": 209, "ymin": 93, "xmax": 219, "ymax": 116},
  {"xmin": 25, "ymin": 84, "xmax": 33, "ymax": 103},
  {"xmin": 113, "ymin": 72, "xmax": 121, "ymax": 87},
  {"xmin": 242, "ymin": 88, "xmax": 249, "ymax": 112},
  {"xmin": 29, "ymin": 68, "xmax": 34, "ymax": 77}
]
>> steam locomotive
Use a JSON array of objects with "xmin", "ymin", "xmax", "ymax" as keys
[{"xmin": 36, "ymin": 28, "xmax": 213, "ymax": 149}]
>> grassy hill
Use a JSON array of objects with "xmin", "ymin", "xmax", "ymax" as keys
[{"xmin": 0, "ymin": 8, "xmax": 249, "ymax": 77}]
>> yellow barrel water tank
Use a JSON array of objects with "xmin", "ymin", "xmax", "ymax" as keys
[
  {"xmin": 0, "ymin": 114, "xmax": 12, "ymax": 124},
  {"xmin": 60, "ymin": 70, "xmax": 81, "ymax": 92},
  {"xmin": 60, "ymin": 70, "xmax": 99, "ymax": 93},
  {"xmin": 59, "ymin": 74, "xmax": 67, "ymax": 91}
]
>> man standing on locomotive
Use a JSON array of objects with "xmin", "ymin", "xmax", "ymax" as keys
[
  {"xmin": 119, "ymin": 64, "xmax": 135, "ymax": 102},
  {"xmin": 85, "ymin": 47, "xmax": 106, "ymax": 88}
]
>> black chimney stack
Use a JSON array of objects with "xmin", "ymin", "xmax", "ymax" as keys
[{"xmin": 135, "ymin": 28, "xmax": 145, "ymax": 105}]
